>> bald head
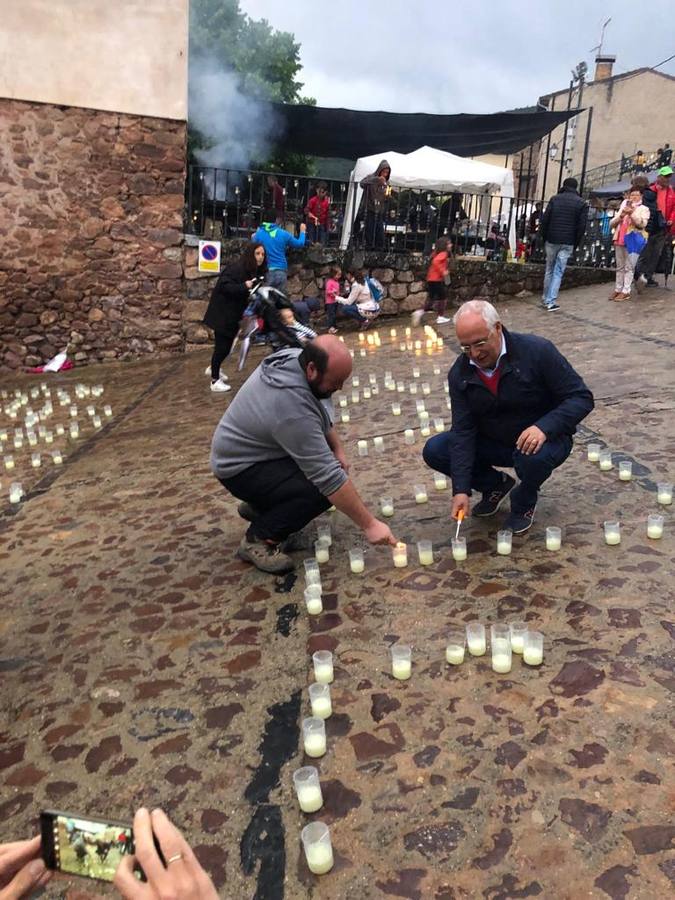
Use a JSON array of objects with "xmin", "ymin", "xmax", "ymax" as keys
[{"xmin": 302, "ymin": 335, "xmax": 352, "ymax": 399}]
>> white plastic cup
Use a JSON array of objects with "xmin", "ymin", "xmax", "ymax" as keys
[
  {"xmin": 349, "ymin": 548, "xmax": 365, "ymax": 574},
  {"xmin": 434, "ymin": 473, "xmax": 448, "ymax": 491},
  {"xmin": 302, "ymin": 717, "xmax": 327, "ymax": 758},
  {"xmin": 301, "ymin": 821, "xmax": 334, "ymax": 875},
  {"xmin": 618, "ymin": 461, "xmax": 632, "ymax": 481},
  {"xmin": 9, "ymin": 482, "xmax": 23, "ymax": 504},
  {"xmin": 497, "ymin": 530, "xmax": 512, "ymax": 556},
  {"xmin": 599, "ymin": 449, "xmax": 613, "ymax": 471},
  {"xmin": 433, "ymin": 418, "xmax": 445, "ymax": 433},
  {"xmin": 421, "ymin": 382, "xmax": 431, "ymax": 395},
  {"xmin": 445, "ymin": 630, "xmax": 465, "ymax": 665},
  {"xmin": 404, "ymin": 429, "xmax": 415, "ymax": 445},
  {"xmin": 308, "ymin": 683, "xmax": 332, "ymax": 719},
  {"xmin": 31, "ymin": 452, "xmax": 41, "ymax": 468},
  {"xmin": 587, "ymin": 443, "xmax": 601, "ymax": 462},
  {"xmin": 491, "ymin": 637, "xmax": 512, "ymax": 674},
  {"xmin": 452, "ymin": 537, "xmax": 467, "ymax": 561},
  {"xmin": 545, "ymin": 526, "xmax": 562, "ymax": 551},
  {"xmin": 523, "ymin": 630, "xmax": 544, "ymax": 666},
  {"xmin": 414, "ymin": 484, "xmax": 428, "ymax": 504},
  {"xmin": 304, "ymin": 586, "xmax": 323, "ymax": 616},
  {"xmin": 466, "ymin": 622, "xmax": 486, "ymax": 656},
  {"xmin": 509, "ymin": 621, "xmax": 527, "ymax": 654},
  {"xmin": 312, "ymin": 650, "xmax": 334, "ymax": 684},
  {"xmin": 391, "ymin": 644, "xmax": 412, "ymax": 680},
  {"xmin": 647, "ymin": 514, "xmax": 664, "ymax": 539},
  {"xmin": 417, "ymin": 539, "xmax": 434, "ymax": 566},
  {"xmin": 409, "ymin": 382, "xmax": 418, "ymax": 395},
  {"xmin": 317, "ymin": 523, "xmax": 332, "ymax": 547},
  {"xmin": 604, "ymin": 521, "xmax": 621, "ymax": 545},
  {"xmin": 391, "ymin": 402, "xmax": 402, "ymax": 416},
  {"xmin": 380, "ymin": 497, "xmax": 394, "ymax": 517},
  {"xmin": 293, "ymin": 766, "xmax": 323, "ymax": 813},
  {"xmin": 314, "ymin": 539, "xmax": 330, "ymax": 564},
  {"xmin": 415, "ymin": 399, "xmax": 426, "ymax": 413},
  {"xmin": 392, "ymin": 542, "xmax": 408, "ymax": 568},
  {"xmin": 657, "ymin": 482, "xmax": 673, "ymax": 505},
  {"xmin": 357, "ymin": 439, "xmax": 368, "ymax": 456},
  {"xmin": 373, "ymin": 436, "xmax": 385, "ymax": 453}
]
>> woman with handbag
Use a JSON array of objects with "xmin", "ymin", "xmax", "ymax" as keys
[{"xmin": 609, "ymin": 188, "xmax": 650, "ymax": 302}]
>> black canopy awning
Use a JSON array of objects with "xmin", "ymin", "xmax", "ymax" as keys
[{"xmin": 269, "ymin": 103, "xmax": 579, "ymax": 158}]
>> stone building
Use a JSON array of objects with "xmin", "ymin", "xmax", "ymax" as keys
[
  {"xmin": 536, "ymin": 56, "xmax": 675, "ymax": 200},
  {"xmin": 0, "ymin": 0, "xmax": 188, "ymax": 371}
]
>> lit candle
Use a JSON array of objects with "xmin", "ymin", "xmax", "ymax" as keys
[
  {"xmin": 341, "ymin": 412, "xmax": 350, "ymax": 424},
  {"xmin": 4, "ymin": 455, "xmax": 15, "ymax": 471},
  {"xmin": 338, "ymin": 395, "xmax": 348, "ymax": 408},
  {"xmin": 452, "ymin": 537, "xmax": 467, "ymax": 561},
  {"xmin": 405, "ymin": 327, "xmax": 411, "ymax": 337},
  {"xmin": 647, "ymin": 514, "xmax": 664, "ymax": 539},
  {"xmin": 70, "ymin": 406, "xmax": 78, "ymax": 418},
  {"xmin": 301, "ymin": 822, "xmax": 334, "ymax": 875},
  {"xmin": 657, "ymin": 482, "xmax": 673, "ymax": 505},
  {"xmin": 52, "ymin": 450, "xmax": 63, "ymax": 465},
  {"xmin": 349, "ymin": 548, "xmax": 365, "ymax": 574},
  {"xmin": 599, "ymin": 450, "xmax": 613, "ymax": 471},
  {"xmin": 9, "ymin": 482, "xmax": 23, "ymax": 504},
  {"xmin": 27, "ymin": 432, "xmax": 37, "ymax": 447},
  {"xmin": 103, "ymin": 405, "xmax": 113, "ymax": 417},
  {"xmin": 409, "ymin": 382, "xmax": 418, "ymax": 395},
  {"xmin": 317, "ymin": 523, "xmax": 332, "ymax": 547},
  {"xmin": 497, "ymin": 529, "xmax": 512, "ymax": 555},
  {"xmin": 434, "ymin": 473, "xmax": 448, "ymax": 490},
  {"xmin": 302, "ymin": 717, "xmax": 327, "ymax": 757},
  {"xmin": 363, "ymin": 387, "xmax": 371, "ymax": 400},
  {"xmin": 433, "ymin": 365, "xmax": 441, "ymax": 375},
  {"xmin": 314, "ymin": 539, "xmax": 330, "ymax": 564},
  {"xmin": 404, "ymin": 429, "xmax": 415, "ymax": 445},
  {"xmin": 312, "ymin": 650, "xmax": 334, "ymax": 684},
  {"xmin": 373, "ymin": 436, "xmax": 384, "ymax": 452},
  {"xmin": 420, "ymin": 425, "xmax": 431, "ymax": 437},
  {"xmin": 421, "ymin": 382, "xmax": 431, "ymax": 395},
  {"xmin": 523, "ymin": 630, "xmax": 544, "ymax": 666},
  {"xmin": 390, "ymin": 328, "xmax": 397, "ymax": 338},
  {"xmin": 31, "ymin": 452, "xmax": 41, "ymax": 468},
  {"xmin": 358, "ymin": 334, "xmax": 365, "ymax": 344},
  {"xmin": 380, "ymin": 496, "xmax": 394, "ymax": 517},
  {"xmin": 418, "ymin": 410, "xmax": 430, "ymax": 423},
  {"xmin": 545, "ymin": 527, "xmax": 562, "ymax": 551},
  {"xmin": 414, "ymin": 484, "xmax": 428, "ymax": 503},
  {"xmin": 445, "ymin": 630, "xmax": 465, "ymax": 665},
  {"xmin": 466, "ymin": 622, "xmax": 486, "ymax": 656},
  {"xmin": 433, "ymin": 418, "xmax": 445, "ymax": 433},
  {"xmin": 55, "ymin": 424, "xmax": 64, "ymax": 436},
  {"xmin": 351, "ymin": 390, "xmax": 360, "ymax": 404},
  {"xmin": 304, "ymin": 586, "xmax": 323, "ymax": 615},
  {"xmin": 392, "ymin": 542, "xmax": 407, "ymax": 567},
  {"xmin": 391, "ymin": 644, "xmax": 412, "ymax": 680},
  {"xmin": 369, "ymin": 373, "xmax": 377, "ymax": 385},
  {"xmin": 359, "ymin": 348, "xmax": 366, "ymax": 357},
  {"xmin": 604, "ymin": 521, "xmax": 620, "ymax": 545},
  {"xmin": 412, "ymin": 367, "xmax": 421, "ymax": 378},
  {"xmin": 509, "ymin": 621, "xmax": 527, "ymax": 654},
  {"xmin": 417, "ymin": 540, "xmax": 434, "ymax": 566},
  {"xmin": 391, "ymin": 402, "xmax": 401, "ymax": 416},
  {"xmin": 357, "ymin": 440, "xmax": 368, "ymax": 456},
  {"xmin": 309, "ymin": 683, "xmax": 332, "ymax": 719},
  {"xmin": 293, "ymin": 767, "xmax": 324, "ymax": 813},
  {"xmin": 386, "ymin": 379, "xmax": 396, "ymax": 391},
  {"xmin": 587, "ymin": 443, "xmax": 600, "ymax": 462},
  {"xmin": 618, "ymin": 461, "xmax": 632, "ymax": 481}
]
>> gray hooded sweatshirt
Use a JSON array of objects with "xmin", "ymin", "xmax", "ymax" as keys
[{"xmin": 210, "ymin": 347, "xmax": 347, "ymax": 497}]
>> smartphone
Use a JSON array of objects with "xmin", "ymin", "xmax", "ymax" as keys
[{"xmin": 41, "ymin": 809, "xmax": 136, "ymax": 884}]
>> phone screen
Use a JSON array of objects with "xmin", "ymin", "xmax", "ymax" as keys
[{"xmin": 47, "ymin": 812, "xmax": 134, "ymax": 883}]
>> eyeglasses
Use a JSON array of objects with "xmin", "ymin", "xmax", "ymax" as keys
[{"xmin": 459, "ymin": 338, "xmax": 490, "ymax": 354}]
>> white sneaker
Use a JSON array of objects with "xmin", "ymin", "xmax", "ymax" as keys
[
  {"xmin": 411, "ymin": 309, "xmax": 425, "ymax": 327},
  {"xmin": 436, "ymin": 315, "xmax": 451, "ymax": 324},
  {"xmin": 210, "ymin": 379, "xmax": 231, "ymax": 393},
  {"xmin": 205, "ymin": 365, "xmax": 228, "ymax": 380}
]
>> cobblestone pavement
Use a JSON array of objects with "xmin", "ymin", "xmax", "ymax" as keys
[{"xmin": 1, "ymin": 282, "xmax": 674, "ymax": 899}]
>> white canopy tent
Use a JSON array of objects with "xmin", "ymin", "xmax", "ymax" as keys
[{"xmin": 339, "ymin": 145, "xmax": 516, "ymax": 251}]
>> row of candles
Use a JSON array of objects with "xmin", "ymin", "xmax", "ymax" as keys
[{"xmin": 586, "ymin": 443, "xmax": 672, "ymax": 505}]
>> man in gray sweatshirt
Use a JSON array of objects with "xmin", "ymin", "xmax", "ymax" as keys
[{"xmin": 211, "ymin": 335, "xmax": 397, "ymax": 573}]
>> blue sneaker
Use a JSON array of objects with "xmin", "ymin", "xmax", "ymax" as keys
[{"xmin": 503, "ymin": 506, "xmax": 536, "ymax": 534}]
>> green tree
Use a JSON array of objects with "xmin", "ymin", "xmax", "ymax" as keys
[{"xmin": 189, "ymin": 0, "xmax": 315, "ymax": 172}]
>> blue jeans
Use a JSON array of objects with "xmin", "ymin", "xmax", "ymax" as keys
[
  {"xmin": 338, "ymin": 303, "xmax": 366, "ymax": 324},
  {"xmin": 307, "ymin": 223, "xmax": 326, "ymax": 244},
  {"xmin": 543, "ymin": 243, "xmax": 573, "ymax": 305},
  {"xmin": 266, "ymin": 269, "xmax": 288, "ymax": 292},
  {"xmin": 423, "ymin": 431, "xmax": 573, "ymax": 513}
]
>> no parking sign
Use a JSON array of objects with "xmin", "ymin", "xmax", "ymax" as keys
[{"xmin": 198, "ymin": 240, "xmax": 221, "ymax": 273}]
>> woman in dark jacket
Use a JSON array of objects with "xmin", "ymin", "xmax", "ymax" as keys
[{"xmin": 203, "ymin": 242, "xmax": 266, "ymax": 392}]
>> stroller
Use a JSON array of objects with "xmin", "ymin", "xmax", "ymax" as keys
[{"xmin": 232, "ymin": 282, "xmax": 307, "ymax": 371}]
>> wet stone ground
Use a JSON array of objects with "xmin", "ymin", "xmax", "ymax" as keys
[{"xmin": 1, "ymin": 282, "xmax": 674, "ymax": 900}]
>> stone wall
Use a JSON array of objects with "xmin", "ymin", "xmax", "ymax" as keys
[
  {"xmin": 0, "ymin": 98, "xmax": 186, "ymax": 371},
  {"xmin": 182, "ymin": 239, "xmax": 614, "ymax": 348}
]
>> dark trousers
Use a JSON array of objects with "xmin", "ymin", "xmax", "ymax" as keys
[
  {"xmin": 425, "ymin": 281, "xmax": 447, "ymax": 315},
  {"xmin": 636, "ymin": 231, "xmax": 667, "ymax": 280},
  {"xmin": 220, "ymin": 457, "xmax": 331, "ymax": 542},
  {"xmin": 422, "ymin": 431, "xmax": 573, "ymax": 513},
  {"xmin": 307, "ymin": 223, "xmax": 327, "ymax": 244},
  {"xmin": 364, "ymin": 211, "xmax": 384, "ymax": 249},
  {"xmin": 326, "ymin": 303, "xmax": 337, "ymax": 328},
  {"xmin": 211, "ymin": 331, "xmax": 235, "ymax": 381}
]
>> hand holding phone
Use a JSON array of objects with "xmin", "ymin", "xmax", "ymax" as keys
[{"xmin": 115, "ymin": 809, "xmax": 217, "ymax": 899}]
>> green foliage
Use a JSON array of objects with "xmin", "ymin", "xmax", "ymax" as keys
[{"xmin": 189, "ymin": 0, "xmax": 314, "ymax": 170}]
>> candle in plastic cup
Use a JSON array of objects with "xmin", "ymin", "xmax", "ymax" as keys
[
  {"xmin": 293, "ymin": 767, "xmax": 324, "ymax": 813},
  {"xmin": 445, "ymin": 630, "xmax": 465, "ymax": 665},
  {"xmin": 418, "ymin": 410, "xmax": 430, "ymax": 425},
  {"xmin": 415, "ymin": 400, "xmax": 426, "ymax": 414},
  {"xmin": 4, "ymin": 455, "xmax": 15, "ymax": 471},
  {"xmin": 509, "ymin": 621, "xmax": 527, "ymax": 654},
  {"xmin": 497, "ymin": 530, "xmax": 512, "ymax": 556},
  {"xmin": 309, "ymin": 683, "xmax": 332, "ymax": 719},
  {"xmin": 44, "ymin": 431, "xmax": 53, "ymax": 444},
  {"xmin": 604, "ymin": 521, "xmax": 621, "ymax": 545},
  {"xmin": 417, "ymin": 539, "xmax": 434, "ymax": 566},
  {"xmin": 545, "ymin": 526, "xmax": 562, "ymax": 551},
  {"xmin": 52, "ymin": 450, "xmax": 63, "ymax": 465},
  {"xmin": 434, "ymin": 473, "xmax": 448, "ymax": 491},
  {"xmin": 420, "ymin": 424, "xmax": 431, "ymax": 436},
  {"xmin": 405, "ymin": 326, "xmax": 412, "ymax": 337},
  {"xmin": 373, "ymin": 436, "xmax": 384, "ymax": 453},
  {"xmin": 523, "ymin": 630, "xmax": 544, "ymax": 666},
  {"xmin": 657, "ymin": 482, "xmax": 673, "ymax": 505},
  {"xmin": 27, "ymin": 432, "xmax": 37, "ymax": 447},
  {"xmin": 349, "ymin": 548, "xmax": 365, "ymax": 574},
  {"xmin": 103, "ymin": 405, "xmax": 112, "ymax": 417},
  {"xmin": 9, "ymin": 482, "xmax": 23, "ymax": 504},
  {"xmin": 31, "ymin": 452, "xmax": 41, "ymax": 468},
  {"xmin": 312, "ymin": 650, "xmax": 334, "ymax": 684},
  {"xmin": 69, "ymin": 424, "xmax": 79, "ymax": 439},
  {"xmin": 314, "ymin": 539, "xmax": 330, "ymax": 564},
  {"xmin": 390, "ymin": 328, "xmax": 397, "ymax": 339},
  {"xmin": 452, "ymin": 537, "xmax": 467, "ymax": 561},
  {"xmin": 433, "ymin": 418, "xmax": 445, "ymax": 433},
  {"xmin": 391, "ymin": 402, "xmax": 401, "ymax": 416},
  {"xmin": 409, "ymin": 382, "xmax": 418, "ymax": 395},
  {"xmin": 391, "ymin": 644, "xmax": 412, "ymax": 680},
  {"xmin": 466, "ymin": 622, "xmax": 486, "ymax": 656},
  {"xmin": 357, "ymin": 440, "xmax": 368, "ymax": 457},
  {"xmin": 433, "ymin": 365, "xmax": 441, "ymax": 375},
  {"xmin": 404, "ymin": 429, "xmax": 415, "ymax": 445},
  {"xmin": 587, "ymin": 443, "xmax": 601, "ymax": 462},
  {"xmin": 304, "ymin": 586, "xmax": 323, "ymax": 615},
  {"xmin": 341, "ymin": 412, "xmax": 350, "ymax": 424},
  {"xmin": 647, "ymin": 514, "xmax": 664, "ymax": 539},
  {"xmin": 618, "ymin": 461, "xmax": 632, "ymax": 481},
  {"xmin": 352, "ymin": 376, "xmax": 360, "ymax": 388},
  {"xmin": 599, "ymin": 449, "xmax": 612, "ymax": 471},
  {"xmin": 392, "ymin": 542, "xmax": 407, "ymax": 567},
  {"xmin": 362, "ymin": 387, "xmax": 371, "ymax": 400},
  {"xmin": 351, "ymin": 390, "xmax": 360, "ymax": 404},
  {"xmin": 317, "ymin": 523, "xmax": 332, "ymax": 547},
  {"xmin": 380, "ymin": 497, "xmax": 394, "ymax": 517},
  {"xmin": 301, "ymin": 821, "xmax": 334, "ymax": 875},
  {"xmin": 338, "ymin": 395, "xmax": 348, "ymax": 408},
  {"xmin": 302, "ymin": 717, "xmax": 326, "ymax": 758},
  {"xmin": 414, "ymin": 484, "xmax": 428, "ymax": 503},
  {"xmin": 397, "ymin": 381, "xmax": 405, "ymax": 393},
  {"xmin": 412, "ymin": 366, "xmax": 421, "ymax": 378},
  {"xmin": 359, "ymin": 348, "xmax": 366, "ymax": 357},
  {"xmin": 421, "ymin": 382, "xmax": 431, "ymax": 395},
  {"xmin": 491, "ymin": 637, "xmax": 512, "ymax": 674}
]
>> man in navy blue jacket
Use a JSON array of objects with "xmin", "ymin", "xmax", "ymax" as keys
[{"xmin": 423, "ymin": 299, "xmax": 594, "ymax": 533}]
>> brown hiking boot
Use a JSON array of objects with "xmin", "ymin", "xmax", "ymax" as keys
[{"xmin": 237, "ymin": 536, "xmax": 295, "ymax": 574}]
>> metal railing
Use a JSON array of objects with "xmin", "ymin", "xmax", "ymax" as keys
[
  {"xmin": 185, "ymin": 165, "xmax": 615, "ymax": 268},
  {"xmin": 574, "ymin": 146, "xmax": 671, "ymax": 192}
]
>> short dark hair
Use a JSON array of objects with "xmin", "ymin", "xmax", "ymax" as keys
[
  {"xmin": 298, "ymin": 341, "xmax": 329, "ymax": 376},
  {"xmin": 562, "ymin": 177, "xmax": 578, "ymax": 190},
  {"xmin": 631, "ymin": 175, "xmax": 649, "ymax": 190},
  {"xmin": 316, "ymin": 181, "xmax": 327, "ymax": 191},
  {"xmin": 330, "ymin": 265, "xmax": 342, "ymax": 278}
]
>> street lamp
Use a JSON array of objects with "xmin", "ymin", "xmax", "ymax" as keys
[{"xmin": 549, "ymin": 143, "xmax": 559, "ymax": 161}]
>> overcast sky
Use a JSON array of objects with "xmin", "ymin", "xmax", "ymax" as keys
[{"xmin": 240, "ymin": 0, "xmax": 674, "ymax": 114}]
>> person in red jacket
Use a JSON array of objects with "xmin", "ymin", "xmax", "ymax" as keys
[
  {"xmin": 411, "ymin": 237, "xmax": 452, "ymax": 326},
  {"xmin": 636, "ymin": 166, "xmax": 675, "ymax": 289},
  {"xmin": 305, "ymin": 182, "xmax": 330, "ymax": 245}
]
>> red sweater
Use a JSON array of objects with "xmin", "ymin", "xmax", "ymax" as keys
[{"xmin": 306, "ymin": 195, "xmax": 330, "ymax": 227}]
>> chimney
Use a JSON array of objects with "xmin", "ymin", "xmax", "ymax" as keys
[{"xmin": 594, "ymin": 55, "xmax": 616, "ymax": 81}]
